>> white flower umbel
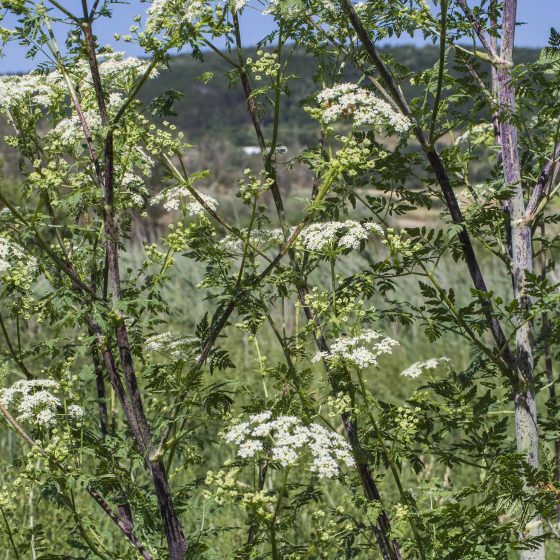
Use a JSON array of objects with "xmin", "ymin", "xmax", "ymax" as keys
[
  {"xmin": 98, "ymin": 52, "xmax": 156, "ymax": 81},
  {"xmin": 224, "ymin": 412, "xmax": 355, "ymax": 479},
  {"xmin": 232, "ymin": 0, "xmax": 248, "ymax": 11},
  {"xmin": 49, "ymin": 111, "xmax": 103, "ymax": 147},
  {"xmin": 145, "ymin": 332, "xmax": 199, "ymax": 360},
  {"xmin": 401, "ymin": 357, "xmax": 451, "ymax": 379},
  {"xmin": 313, "ymin": 329, "xmax": 399, "ymax": 369},
  {"xmin": 0, "ymin": 380, "xmax": 84, "ymax": 427},
  {"xmin": 67, "ymin": 404, "xmax": 85, "ymax": 420},
  {"xmin": 301, "ymin": 220, "xmax": 383, "ymax": 253},
  {"xmin": 152, "ymin": 186, "xmax": 218, "ymax": 216},
  {"xmin": 146, "ymin": 0, "xmax": 207, "ymax": 32},
  {"xmin": 316, "ymin": 83, "xmax": 411, "ymax": 134},
  {"xmin": 0, "ymin": 380, "xmax": 61, "ymax": 427},
  {"xmin": 0, "ymin": 71, "xmax": 63, "ymax": 110}
]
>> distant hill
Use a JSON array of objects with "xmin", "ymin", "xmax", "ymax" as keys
[
  {"xmin": 139, "ymin": 44, "xmax": 541, "ymax": 145},
  {"xmin": 0, "ymin": 45, "xmax": 542, "ymax": 186}
]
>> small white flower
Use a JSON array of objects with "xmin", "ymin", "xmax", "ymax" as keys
[
  {"xmin": 0, "ymin": 71, "xmax": 63, "ymax": 110},
  {"xmin": 98, "ymin": 52, "xmax": 156, "ymax": 81},
  {"xmin": 49, "ymin": 111, "xmax": 103, "ymax": 146},
  {"xmin": 238, "ymin": 439, "xmax": 264, "ymax": 458},
  {"xmin": 68, "ymin": 404, "xmax": 85, "ymax": 420},
  {"xmin": 146, "ymin": 0, "xmax": 207, "ymax": 32}
]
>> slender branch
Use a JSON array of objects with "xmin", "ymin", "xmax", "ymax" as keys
[
  {"xmin": 455, "ymin": 0, "xmax": 499, "ymax": 60},
  {"xmin": 162, "ymin": 154, "xmax": 272, "ymax": 262},
  {"xmin": 539, "ymin": 222, "xmax": 560, "ymax": 522},
  {"xmin": 151, "ymin": 166, "xmax": 337, "ymax": 462},
  {"xmin": 428, "ymin": 0, "xmax": 448, "ymax": 144},
  {"xmin": 0, "ymin": 402, "xmax": 153, "ymax": 559},
  {"xmin": 525, "ymin": 142, "xmax": 560, "ymax": 221},
  {"xmin": 0, "ymin": 506, "xmax": 20, "ymax": 560},
  {"xmin": 0, "ymin": 310, "xmax": 33, "ymax": 380},
  {"xmin": 45, "ymin": 0, "xmax": 81, "ymax": 22}
]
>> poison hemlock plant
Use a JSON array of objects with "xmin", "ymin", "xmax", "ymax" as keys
[{"xmin": 0, "ymin": 0, "xmax": 558, "ymax": 559}]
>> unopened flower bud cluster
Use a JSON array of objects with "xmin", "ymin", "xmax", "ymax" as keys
[
  {"xmin": 393, "ymin": 406, "xmax": 421, "ymax": 444},
  {"xmin": 237, "ymin": 169, "xmax": 274, "ymax": 203},
  {"xmin": 247, "ymin": 50, "xmax": 280, "ymax": 81},
  {"xmin": 204, "ymin": 467, "xmax": 277, "ymax": 519},
  {"xmin": 383, "ymin": 229, "xmax": 422, "ymax": 260},
  {"xmin": 325, "ymin": 393, "xmax": 353, "ymax": 417}
]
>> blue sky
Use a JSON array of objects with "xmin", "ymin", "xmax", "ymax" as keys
[{"xmin": 0, "ymin": 0, "xmax": 558, "ymax": 72}]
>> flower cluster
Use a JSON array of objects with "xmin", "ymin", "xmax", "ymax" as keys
[
  {"xmin": 301, "ymin": 220, "xmax": 383, "ymax": 253},
  {"xmin": 204, "ymin": 467, "xmax": 243, "ymax": 505},
  {"xmin": 262, "ymin": 0, "xmax": 340, "ymax": 17},
  {"xmin": 0, "ymin": 52, "xmax": 155, "ymax": 116},
  {"xmin": 98, "ymin": 52, "xmax": 155, "ymax": 82},
  {"xmin": 152, "ymin": 186, "xmax": 218, "ymax": 216},
  {"xmin": 146, "ymin": 0, "xmax": 208, "ymax": 33},
  {"xmin": 0, "ymin": 72, "xmax": 63, "ymax": 110},
  {"xmin": 204, "ymin": 468, "xmax": 277, "ymax": 519},
  {"xmin": 0, "ymin": 378, "xmax": 84, "ymax": 428},
  {"xmin": 334, "ymin": 136, "xmax": 378, "ymax": 175},
  {"xmin": 313, "ymin": 330, "xmax": 399, "ymax": 369},
  {"xmin": 224, "ymin": 412, "xmax": 355, "ymax": 478},
  {"xmin": 401, "ymin": 357, "xmax": 450, "ymax": 379},
  {"xmin": 67, "ymin": 404, "xmax": 85, "ymax": 420},
  {"xmin": 118, "ymin": 172, "xmax": 149, "ymax": 208},
  {"xmin": 237, "ymin": 169, "xmax": 274, "ymax": 203},
  {"xmin": 382, "ymin": 228, "xmax": 422, "ymax": 260},
  {"xmin": 145, "ymin": 332, "xmax": 199, "ymax": 360},
  {"xmin": 316, "ymin": 83, "xmax": 411, "ymax": 133},
  {"xmin": 1, "ymin": 380, "xmax": 61, "ymax": 427},
  {"xmin": 222, "ymin": 227, "xmax": 287, "ymax": 253},
  {"xmin": 49, "ymin": 111, "xmax": 103, "ymax": 148}
]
